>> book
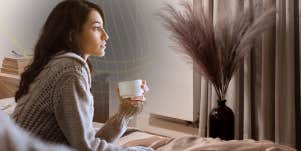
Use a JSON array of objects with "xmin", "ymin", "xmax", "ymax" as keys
[
  {"xmin": 0, "ymin": 73, "xmax": 20, "ymax": 99},
  {"xmin": 1, "ymin": 56, "xmax": 32, "ymax": 75},
  {"xmin": 0, "ymin": 67, "xmax": 24, "ymax": 75},
  {"xmin": 2, "ymin": 57, "xmax": 32, "ymax": 69}
]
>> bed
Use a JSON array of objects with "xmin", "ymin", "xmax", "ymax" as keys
[{"xmin": 1, "ymin": 97, "xmax": 297, "ymax": 151}]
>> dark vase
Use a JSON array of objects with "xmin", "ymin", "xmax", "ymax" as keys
[{"xmin": 209, "ymin": 99, "xmax": 234, "ymax": 140}]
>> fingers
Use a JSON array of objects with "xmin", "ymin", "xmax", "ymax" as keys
[
  {"xmin": 141, "ymin": 80, "xmax": 149, "ymax": 96},
  {"xmin": 119, "ymin": 100, "xmax": 144, "ymax": 118},
  {"xmin": 130, "ymin": 96, "xmax": 145, "ymax": 101},
  {"xmin": 128, "ymin": 101, "xmax": 144, "ymax": 109},
  {"xmin": 141, "ymin": 80, "xmax": 146, "ymax": 88},
  {"xmin": 115, "ymin": 88, "xmax": 123, "ymax": 102}
]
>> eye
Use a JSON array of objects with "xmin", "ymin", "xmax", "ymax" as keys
[{"xmin": 93, "ymin": 27, "xmax": 100, "ymax": 31}]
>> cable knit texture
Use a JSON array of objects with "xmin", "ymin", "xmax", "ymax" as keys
[{"xmin": 12, "ymin": 52, "xmax": 153, "ymax": 151}]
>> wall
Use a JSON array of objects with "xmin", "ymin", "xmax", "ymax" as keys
[{"xmin": 0, "ymin": 0, "xmax": 62, "ymax": 64}]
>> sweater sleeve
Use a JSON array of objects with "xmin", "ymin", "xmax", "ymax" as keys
[
  {"xmin": 95, "ymin": 100, "xmax": 143, "ymax": 143},
  {"xmin": 54, "ymin": 73, "xmax": 123, "ymax": 151}
]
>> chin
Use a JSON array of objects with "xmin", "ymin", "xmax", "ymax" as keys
[
  {"xmin": 99, "ymin": 53, "xmax": 105, "ymax": 57},
  {"xmin": 96, "ymin": 49, "xmax": 105, "ymax": 57}
]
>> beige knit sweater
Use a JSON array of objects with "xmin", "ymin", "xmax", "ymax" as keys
[{"xmin": 12, "ymin": 52, "xmax": 153, "ymax": 151}]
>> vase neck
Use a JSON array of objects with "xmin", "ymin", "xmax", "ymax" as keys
[{"xmin": 217, "ymin": 99, "xmax": 227, "ymax": 106}]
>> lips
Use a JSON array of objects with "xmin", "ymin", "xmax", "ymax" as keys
[
  {"xmin": 101, "ymin": 42, "xmax": 106, "ymax": 48},
  {"xmin": 100, "ymin": 45, "xmax": 106, "ymax": 48}
]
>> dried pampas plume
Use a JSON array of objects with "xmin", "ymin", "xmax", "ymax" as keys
[{"xmin": 159, "ymin": 1, "xmax": 275, "ymax": 101}]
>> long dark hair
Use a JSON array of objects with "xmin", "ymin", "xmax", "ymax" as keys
[{"xmin": 15, "ymin": 0, "xmax": 105, "ymax": 101}]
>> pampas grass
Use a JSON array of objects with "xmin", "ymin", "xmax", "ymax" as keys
[{"xmin": 159, "ymin": 1, "xmax": 275, "ymax": 101}]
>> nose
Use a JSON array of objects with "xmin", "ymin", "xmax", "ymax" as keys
[{"xmin": 101, "ymin": 29, "xmax": 109, "ymax": 41}]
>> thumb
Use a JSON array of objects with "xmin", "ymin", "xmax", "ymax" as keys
[{"xmin": 116, "ymin": 88, "xmax": 123, "ymax": 102}]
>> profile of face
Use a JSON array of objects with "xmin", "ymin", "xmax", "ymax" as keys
[{"xmin": 77, "ymin": 9, "xmax": 109, "ymax": 60}]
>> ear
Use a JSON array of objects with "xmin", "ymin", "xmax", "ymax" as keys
[
  {"xmin": 68, "ymin": 31, "xmax": 73, "ymax": 43},
  {"xmin": 69, "ymin": 31, "xmax": 74, "ymax": 42}
]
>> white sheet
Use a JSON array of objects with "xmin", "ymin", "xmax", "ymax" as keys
[{"xmin": 0, "ymin": 97, "xmax": 16, "ymax": 116}]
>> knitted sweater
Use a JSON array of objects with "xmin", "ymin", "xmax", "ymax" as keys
[{"xmin": 12, "ymin": 52, "xmax": 152, "ymax": 151}]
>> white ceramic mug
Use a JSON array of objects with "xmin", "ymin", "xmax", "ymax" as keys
[{"xmin": 118, "ymin": 79, "xmax": 147, "ymax": 99}]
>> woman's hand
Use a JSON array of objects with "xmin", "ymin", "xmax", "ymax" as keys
[{"xmin": 116, "ymin": 80, "xmax": 149, "ymax": 118}]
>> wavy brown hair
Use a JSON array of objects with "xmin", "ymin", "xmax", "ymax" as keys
[{"xmin": 15, "ymin": 0, "xmax": 105, "ymax": 101}]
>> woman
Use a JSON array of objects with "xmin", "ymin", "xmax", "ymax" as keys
[{"xmin": 12, "ymin": 0, "xmax": 153, "ymax": 151}]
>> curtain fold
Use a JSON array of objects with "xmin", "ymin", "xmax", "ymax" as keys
[
  {"xmin": 298, "ymin": 1, "xmax": 301, "ymax": 150},
  {"xmin": 194, "ymin": 0, "xmax": 300, "ymax": 149}
]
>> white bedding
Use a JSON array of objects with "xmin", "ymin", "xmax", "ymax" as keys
[
  {"xmin": 1, "ymin": 98, "xmax": 297, "ymax": 151},
  {"xmin": 0, "ymin": 97, "xmax": 16, "ymax": 116}
]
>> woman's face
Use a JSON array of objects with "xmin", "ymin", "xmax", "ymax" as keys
[{"xmin": 77, "ymin": 9, "xmax": 109, "ymax": 60}]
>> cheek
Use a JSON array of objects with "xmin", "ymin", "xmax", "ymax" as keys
[
  {"xmin": 82, "ymin": 33, "xmax": 100, "ymax": 49},
  {"xmin": 77, "ymin": 29, "xmax": 101, "ymax": 56},
  {"xmin": 89, "ymin": 33, "xmax": 101, "ymax": 46}
]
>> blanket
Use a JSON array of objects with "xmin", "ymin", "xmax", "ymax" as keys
[
  {"xmin": 156, "ymin": 136, "xmax": 296, "ymax": 151},
  {"xmin": 0, "ymin": 98, "xmax": 297, "ymax": 151},
  {"xmin": 117, "ymin": 130, "xmax": 296, "ymax": 151}
]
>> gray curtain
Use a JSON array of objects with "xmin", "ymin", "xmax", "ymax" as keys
[{"xmin": 194, "ymin": 0, "xmax": 301, "ymax": 149}]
